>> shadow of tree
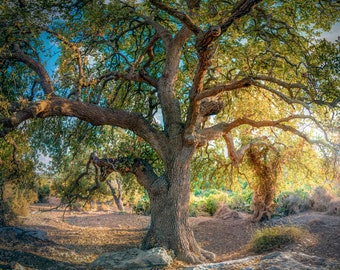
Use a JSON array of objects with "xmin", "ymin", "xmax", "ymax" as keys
[{"xmin": 0, "ymin": 248, "xmax": 86, "ymax": 270}]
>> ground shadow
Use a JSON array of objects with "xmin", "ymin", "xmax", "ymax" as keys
[{"xmin": 0, "ymin": 248, "xmax": 86, "ymax": 270}]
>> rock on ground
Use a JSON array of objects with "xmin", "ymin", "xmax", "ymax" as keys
[
  {"xmin": 184, "ymin": 251, "xmax": 340, "ymax": 270},
  {"xmin": 89, "ymin": 247, "xmax": 173, "ymax": 269},
  {"xmin": 0, "ymin": 227, "xmax": 48, "ymax": 242}
]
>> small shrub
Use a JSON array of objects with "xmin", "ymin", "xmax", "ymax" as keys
[
  {"xmin": 97, "ymin": 202, "xmax": 112, "ymax": 211},
  {"xmin": 190, "ymin": 191, "xmax": 228, "ymax": 216},
  {"xmin": 5, "ymin": 186, "xmax": 37, "ymax": 217},
  {"xmin": 214, "ymin": 204, "xmax": 240, "ymax": 219},
  {"xmin": 327, "ymin": 198, "xmax": 340, "ymax": 216},
  {"xmin": 189, "ymin": 202, "xmax": 199, "ymax": 217},
  {"xmin": 226, "ymin": 192, "xmax": 252, "ymax": 213},
  {"xmin": 276, "ymin": 190, "xmax": 311, "ymax": 216},
  {"xmin": 204, "ymin": 196, "xmax": 220, "ymax": 216},
  {"xmin": 133, "ymin": 197, "xmax": 150, "ymax": 215},
  {"xmin": 310, "ymin": 187, "xmax": 333, "ymax": 212},
  {"xmin": 249, "ymin": 226, "xmax": 307, "ymax": 253},
  {"xmin": 38, "ymin": 184, "xmax": 51, "ymax": 203}
]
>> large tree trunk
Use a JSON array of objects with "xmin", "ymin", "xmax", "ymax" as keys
[{"xmin": 142, "ymin": 146, "xmax": 215, "ymax": 263}]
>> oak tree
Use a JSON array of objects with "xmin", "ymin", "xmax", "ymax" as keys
[{"xmin": 1, "ymin": 0, "xmax": 339, "ymax": 263}]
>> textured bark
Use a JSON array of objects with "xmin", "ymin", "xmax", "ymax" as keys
[{"xmin": 142, "ymin": 146, "xmax": 215, "ymax": 263}]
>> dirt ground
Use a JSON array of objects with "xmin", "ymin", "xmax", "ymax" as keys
[{"xmin": 0, "ymin": 202, "xmax": 339, "ymax": 269}]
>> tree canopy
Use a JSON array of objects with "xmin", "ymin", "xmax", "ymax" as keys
[{"xmin": 0, "ymin": 0, "xmax": 339, "ymax": 263}]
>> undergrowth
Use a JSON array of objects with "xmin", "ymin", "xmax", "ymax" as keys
[{"xmin": 249, "ymin": 225, "xmax": 308, "ymax": 253}]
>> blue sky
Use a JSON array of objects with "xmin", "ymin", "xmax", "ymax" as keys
[{"xmin": 321, "ymin": 22, "xmax": 340, "ymax": 42}]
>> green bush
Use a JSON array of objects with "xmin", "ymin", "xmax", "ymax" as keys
[
  {"xmin": 132, "ymin": 196, "xmax": 150, "ymax": 215},
  {"xmin": 189, "ymin": 201, "xmax": 199, "ymax": 217},
  {"xmin": 249, "ymin": 226, "xmax": 307, "ymax": 253},
  {"xmin": 225, "ymin": 191, "xmax": 253, "ymax": 213},
  {"xmin": 189, "ymin": 191, "xmax": 228, "ymax": 216},
  {"xmin": 204, "ymin": 196, "xmax": 220, "ymax": 216},
  {"xmin": 38, "ymin": 184, "xmax": 51, "ymax": 203}
]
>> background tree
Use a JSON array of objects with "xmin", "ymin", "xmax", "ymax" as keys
[
  {"xmin": 0, "ymin": 0, "xmax": 339, "ymax": 263},
  {"xmin": 0, "ymin": 131, "xmax": 39, "ymax": 225}
]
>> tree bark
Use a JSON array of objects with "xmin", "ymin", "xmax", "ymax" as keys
[
  {"xmin": 142, "ymin": 146, "xmax": 215, "ymax": 263},
  {"xmin": 106, "ymin": 179, "xmax": 124, "ymax": 212}
]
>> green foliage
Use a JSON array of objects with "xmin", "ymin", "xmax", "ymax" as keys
[
  {"xmin": 225, "ymin": 191, "xmax": 253, "ymax": 213},
  {"xmin": 132, "ymin": 193, "xmax": 150, "ymax": 215},
  {"xmin": 0, "ymin": 0, "xmax": 338, "ymax": 231},
  {"xmin": 189, "ymin": 189, "xmax": 252, "ymax": 216},
  {"xmin": 249, "ymin": 226, "xmax": 308, "ymax": 254},
  {"xmin": 37, "ymin": 184, "xmax": 51, "ymax": 203},
  {"xmin": 0, "ymin": 131, "xmax": 39, "ymax": 224},
  {"xmin": 5, "ymin": 185, "xmax": 37, "ymax": 217}
]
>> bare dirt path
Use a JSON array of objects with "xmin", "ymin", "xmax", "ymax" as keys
[{"xmin": 0, "ymin": 203, "xmax": 339, "ymax": 269}]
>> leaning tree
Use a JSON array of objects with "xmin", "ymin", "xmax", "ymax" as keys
[{"xmin": 1, "ymin": 0, "xmax": 339, "ymax": 263}]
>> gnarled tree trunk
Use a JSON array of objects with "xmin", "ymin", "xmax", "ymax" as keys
[{"xmin": 142, "ymin": 146, "xmax": 215, "ymax": 263}]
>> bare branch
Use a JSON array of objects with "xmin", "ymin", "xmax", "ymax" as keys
[
  {"xmin": 198, "ymin": 75, "xmax": 309, "ymax": 109},
  {"xmin": 132, "ymin": 35, "xmax": 160, "ymax": 72},
  {"xmin": 252, "ymin": 75, "xmax": 306, "ymax": 90},
  {"xmin": 85, "ymin": 70, "xmax": 157, "ymax": 88}
]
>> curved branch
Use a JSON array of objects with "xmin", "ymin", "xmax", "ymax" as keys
[
  {"xmin": 10, "ymin": 44, "xmax": 55, "ymax": 97},
  {"xmin": 252, "ymin": 75, "xmax": 307, "ymax": 90},
  {"xmin": 198, "ymin": 77, "xmax": 253, "ymax": 100},
  {"xmin": 221, "ymin": 0, "xmax": 263, "ymax": 32},
  {"xmin": 196, "ymin": 115, "xmax": 325, "ymax": 145},
  {"xmin": 149, "ymin": 0, "xmax": 201, "ymax": 35},
  {"xmin": 139, "ymin": 15, "xmax": 173, "ymax": 48},
  {"xmin": 89, "ymin": 152, "xmax": 159, "ymax": 190},
  {"xmin": 223, "ymin": 133, "xmax": 267, "ymax": 167},
  {"xmin": 0, "ymin": 97, "xmax": 167, "ymax": 159},
  {"xmin": 198, "ymin": 75, "xmax": 309, "ymax": 109},
  {"xmin": 251, "ymin": 80, "xmax": 309, "ymax": 109}
]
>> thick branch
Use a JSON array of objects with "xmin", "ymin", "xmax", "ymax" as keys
[
  {"xmin": 198, "ymin": 77, "xmax": 252, "ymax": 100},
  {"xmin": 223, "ymin": 133, "xmax": 267, "ymax": 167},
  {"xmin": 10, "ymin": 44, "xmax": 55, "ymax": 97},
  {"xmin": 90, "ymin": 152, "xmax": 159, "ymax": 190},
  {"xmin": 1, "ymin": 97, "xmax": 167, "ymax": 159},
  {"xmin": 149, "ymin": 0, "xmax": 201, "ymax": 35},
  {"xmin": 221, "ymin": 0, "xmax": 262, "ymax": 32},
  {"xmin": 139, "ymin": 15, "xmax": 173, "ymax": 48}
]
